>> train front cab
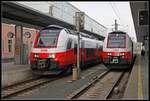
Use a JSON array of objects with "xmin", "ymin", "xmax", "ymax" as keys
[
  {"xmin": 102, "ymin": 31, "xmax": 134, "ymax": 69},
  {"xmin": 102, "ymin": 51, "xmax": 133, "ymax": 69},
  {"xmin": 30, "ymin": 27, "xmax": 68, "ymax": 75}
]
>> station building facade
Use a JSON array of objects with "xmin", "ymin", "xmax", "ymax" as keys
[{"xmin": 1, "ymin": 23, "xmax": 38, "ymax": 62}]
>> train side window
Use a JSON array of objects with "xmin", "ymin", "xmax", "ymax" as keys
[
  {"xmin": 74, "ymin": 43, "xmax": 77, "ymax": 54},
  {"xmin": 67, "ymin": 39, "xmax": 72, "ymax": 50}
]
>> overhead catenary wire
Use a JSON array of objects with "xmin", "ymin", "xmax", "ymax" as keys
[
  {"xmin": 109, "ymin": 2, "xmax": 130, "ymax": 31},
  {"xmin": 112, "ymin": 2, "xmax": 121, "ymax": 19},
  {"xmin": 109, "ymin": 2, "xmax": 121, "ymax": 21}
]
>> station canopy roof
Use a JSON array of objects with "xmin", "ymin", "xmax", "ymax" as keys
[{"xmin": 2, "ymin": 1, "xmax": 107, "ymax": 40}]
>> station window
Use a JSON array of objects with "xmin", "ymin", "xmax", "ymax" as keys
[
  {"xmin": 8, "ymin": 39, "xmax": 12, "ymax": 52},
  {"xmin": 2, "ymin": 40, "xmax": 4, "ymax": 52}
]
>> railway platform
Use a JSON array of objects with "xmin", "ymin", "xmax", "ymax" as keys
[
  {"xmin": 123, "ymin": 54, "xmax": 149, "ymax": 100},
  {"xmin": 2, "ymin": 62, "xmax": 33, "ymax": 88}
]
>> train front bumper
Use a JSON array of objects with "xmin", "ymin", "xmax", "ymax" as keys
[
  {"xmin": 103, "ymin": 56, "xmax": 130, "ymax": 65},
  {"xmin": 30, "ymin": 59, "xmax": 60, "ymax": 70}
]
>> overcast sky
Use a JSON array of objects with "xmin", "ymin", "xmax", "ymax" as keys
[{"xmin": 69, "ymin": 2, "xmax": 137, "ymax": 42}]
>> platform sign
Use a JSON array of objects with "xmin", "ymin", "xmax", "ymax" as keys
[
  {"xmin": 138, "ymin": 10, "xmax": 149, "ymax": 26},
  {"xmin": 75, "ymin": 12, "xmax": 85, "ymax": 31}
]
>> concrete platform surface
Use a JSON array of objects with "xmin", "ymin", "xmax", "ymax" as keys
[
  {"xmin": 8, "ymin": 64, "xmax": 108, "ymax": 100},
  {"xmin": 123, "ymin": 54, "xmax": 149, "ymax": 100},
  {"xmin": 2, "ymin": 62, "xmax": 33, "ymax": 88}
]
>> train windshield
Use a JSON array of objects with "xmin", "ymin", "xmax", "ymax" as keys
[
  {"xmin": 36, "ymin": 29, "xmax": 61, "ymax": 47},
  {"xmin": 107, "ymin": 34, "xmax": 126, "ymax": 48}
]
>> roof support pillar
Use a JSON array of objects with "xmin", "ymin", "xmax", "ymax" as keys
[{"xmin": 14, "ymin": 25, "xmax": 24, "ymax": 64}]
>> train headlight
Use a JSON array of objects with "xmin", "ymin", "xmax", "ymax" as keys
[
  {"xmin": 107, "ymin": 53, "xmax": 112, "ymax": 56},
  {"xmin": 51, "ymin": 54, "xmax": 55, "ymax": 58},
  {"xmin": 119, "ymin": 53, "xmax": 125, "ymax": 56},
  {"xmin": 49, "ymin": 54, "xmax": 55, "ymax": 58},
  {"xmin": 34, "ymin": 54, "xmax": 39, "ymax": 58}
]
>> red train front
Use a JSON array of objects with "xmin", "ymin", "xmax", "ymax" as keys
[
  {"xmin": 30, "ymin": 25, "xmax": 103, "ymax": 75},
  {"xmin": 102, "ymin": 31, "xmax": 135, "ymax": 69}
]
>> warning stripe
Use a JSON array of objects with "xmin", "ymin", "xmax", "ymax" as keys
[{"xmin": 138, "ymin": 55, "xmax": 143, "ymax": 99}]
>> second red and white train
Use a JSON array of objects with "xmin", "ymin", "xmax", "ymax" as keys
[{"xmin": 102, "ymin": 30, "xmax": 136, "ymax": 69}]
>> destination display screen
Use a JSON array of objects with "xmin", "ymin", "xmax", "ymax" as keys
[{"xmin": 107, "ymin": 34, "xmax": 126, "ymax": 48}]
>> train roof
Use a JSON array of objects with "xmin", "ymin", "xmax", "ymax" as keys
[
  {"xmin": 42, "ymin": 25, "xmax": 100, "ymax": 41},
  {"xmin": 42, "ymin": 25, "xmax": 65, "ymax": 30},
  {"xmin": 107, "ymin": 30, "xmax": 132, "ymax": 41},
  {"xmin": 68, "ymin": 29, "xmax": 99, "ymax": 40},
  {"xmin": 109, "ymin": 30, "xmax": 127, "ymax": 34}
]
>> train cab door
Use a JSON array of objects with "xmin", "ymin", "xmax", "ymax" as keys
[
  {"xmin": 81, "ymin": 40, "xmax": 85, "ymax": 67},
  {"xmin": 66, "ymin": 38, "xmax": 73, "ymax": 64}
]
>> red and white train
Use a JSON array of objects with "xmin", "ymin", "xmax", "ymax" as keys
[
  {"xmin": 102, "ymin": 30, "xmax": 135, "ymax": 69},
  {"xmin": 30, "ymin": 25, "xmax": 103, "ymax": 75}
]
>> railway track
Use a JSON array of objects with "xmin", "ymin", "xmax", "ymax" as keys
[
  {"xmin": 1, "ymin": 64, "xmax": 106, "ymax": 99},
  {"xmin": 2, "ymin": 76, "xmax": 41, "ymax": 90},
  {"xmin": 67, "ymin": 70, "xmax": 127, "ymax": 100},
  {"xmin": 1, "ymin": 75, "xmax": 64, "ymax": 99}
]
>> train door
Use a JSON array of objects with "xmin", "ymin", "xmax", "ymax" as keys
[
  {"xmin": 66, "ymin": 39, "xmax": 73, "ymax": 64},
  {"xmin": 81, "ymin": 40, "xmax": 85, "ymax": 67}
]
